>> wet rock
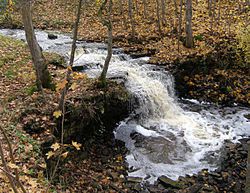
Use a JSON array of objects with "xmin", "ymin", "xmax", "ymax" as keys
[
  {"xmin": 109, "ymin": 184, "xmax": 120, "ymax": 192},
  {"xmin": 209, "ymin": 172, "xmax": 221, "ymax": 177},
  {"xmin": 188, "ymin": 184, "xmax": 202, "ymax": 193},
  {"xmin": 48, "ymin": 33, "xmax": 58, "ymax": 39},
  {"xmin": 127, "ymin": 177, "xmax": 142, "ymax": 183},
  {"xmin": 158, "ymin": 175, "xmax": 183, "ymax": 189},
  {"xmin": 132, "ymin": 183, "xmax": 142, "ymax": 192}
]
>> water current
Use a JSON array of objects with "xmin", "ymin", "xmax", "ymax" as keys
[{"xmin": 1, "ymin": 29, "xmax": 249, "ymax": 183}]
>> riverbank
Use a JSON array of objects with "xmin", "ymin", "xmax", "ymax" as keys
[
  {"xmin": 1, "ymin": 0, "xmax": 249, "ymax": 106},
  {"xmin": 1, "ymin": 32, "xmax": 249, "ymax": 192}
]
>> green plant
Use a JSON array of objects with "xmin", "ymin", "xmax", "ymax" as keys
[{"xmin": 6, "ymin": 70, "xmax": 18, "ymax": 79}]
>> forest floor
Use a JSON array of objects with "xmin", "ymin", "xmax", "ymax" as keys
[{"xmin": 0, "ymin": 0, "xmax": 249, "ymax": 192}]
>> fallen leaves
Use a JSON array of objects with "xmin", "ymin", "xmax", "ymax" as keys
[
  {"xmin": 53, "ymin": 110, "xmax": 62, "ymax": 118},
  {"xmin": 72, "ymin": 141, "xmax": 82, "ymax": 151},
  {"xmin": 46, "ymin": 151, "xmax": 55, "ymax": 159}
]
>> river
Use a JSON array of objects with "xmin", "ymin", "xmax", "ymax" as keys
[{"xmin": 1, "ymin": 29, "xmax": 249, "ymax": 183}]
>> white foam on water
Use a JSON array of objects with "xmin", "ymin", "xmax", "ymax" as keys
[{"xmin": 2, "ymin": 29, "xmax": 249, "ymax": 183}]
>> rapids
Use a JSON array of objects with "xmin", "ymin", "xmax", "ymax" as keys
[{"xmin": 1, "ymin": 29, "xmax": 249, "ymax": 183}]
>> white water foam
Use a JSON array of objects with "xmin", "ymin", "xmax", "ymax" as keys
[{"xmin": 1, "ymin": 29, "xmax": 249, "ymax": 183}]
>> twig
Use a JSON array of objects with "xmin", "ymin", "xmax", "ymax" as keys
[
  {"xmin": 0, "ymin": 126, "xmax": 27, "ymax": 193},
  {"xmin": 0, "ymin": 140, "xmax": 19, "ymax": 193},
  {"xmin": 45, "ymin": 0, "xmax": 83, "ymax": 192}
]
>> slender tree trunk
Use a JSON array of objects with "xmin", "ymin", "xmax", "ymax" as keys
[
  {"xmin": 135, "ymin": 0, "xmax": 139, "ymax": 15},
  {"xmin": 210, "ymin": 0, "xmax": 216, "ymax": 34},
  {"xmin": 246, "ymin": 0, "xmax": 249, "ymax": 22},
  {"xmin": 161, "ymin": 0, "xmax": 166, "ymax": 26},
  {"xmin": 178, "ymin": 0, "xmax": 183, "ymax": 52},
  {"xmin": 174, "ymin": 0, "xmax": 178, "ymax": 32},
  {"xmin": 128, "ymin": 0, "xmax": 135, "ymax": 37},
  {"xmin": 185, "ymin": 0, "xmax": 193, "ymax": 48},
  {"xmin": 0, "ymin": 141, "xmax": 19, "ymax": 193},
  {"xmin": 98, "ymin": 0, "xmax": 113, "ymax": 86},
  {"xmin": 142, "ymin": 0, "xmax": 147, "ymax": 18},
  {"xmin": 208, "ymin": 0, "xmax": 212, "ymax": 16},
  {"xmin": 156, "ymin": 0, "xmax": 161, "ymax": 34},
  {"xmin": 218, "ymin": 0, "xmax": 221, "ymax": 24},
  {"xmin": 59, "ymin": 0, "xmax": 82, "ymax": 111},
  {"xmin": 20, "ymin": 0, "xmax": 50, "ymax": 102},
  {"xmin": 118, "ymin": 0, "xmax": 127, "ymax": 29}
]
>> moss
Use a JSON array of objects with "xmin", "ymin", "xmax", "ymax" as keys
[{"xmin": 54, "ymin": 79, "xmax": 130, "ymax": 143}]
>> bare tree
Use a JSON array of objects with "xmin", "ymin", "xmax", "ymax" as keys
[
  {"xmin": 59, "ymin": 0, "xmax": 83, "ymax": 111},
  {"xmin": 98, "ymin": 0, "xmax": 113, "ymax": 86},
  {"xmin": 218, "ymin": 0, "xmax": 221, "ymax": 24},
  {"xmin": 174, "ymin": 0, "xmax": 178, "ymax": 31},
  {"xmin": 156, "ymin": 0, "xmax": 162, "ymax": 34},
  {"xmin": 118, "ymin": 0, "xmax": 127, "ymax": 29},
  {"xmin": 178, "ymin": 0, "xmax": 183, "ymax": 52},
  {"xmin": 185, "ymin": 0, "xmax": 193, "ymax": 48},
  {"xmin": 135, "ymin": 0, "xmax": 139, "ymax": 15},
  {"xmin": 128, "ymin": 0, "xmax": 135, "ymax": 37},
  {"xmin": 161, "ymin": 0, "xmax": 166, "ymax": 26},
  {"xmin": 142, "ymin": 0, "xmax": 147, "ymax": 18},
  {"xmin": 20, "ymin": 0, "xmax": 52, "ymax": 101},
  {"xmin": 210, "ymin": 0, "xmax": 216, "ymax": 34}
]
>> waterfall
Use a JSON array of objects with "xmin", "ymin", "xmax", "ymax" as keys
[{"xmin": 1, "ymin": 29, "xmax": 249, "ymax": 183}]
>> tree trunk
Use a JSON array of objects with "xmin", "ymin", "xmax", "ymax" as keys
[
  {"xmin": 156, "ymin": 0, "xmax": 161, "ymax": 34},
  {"xmin": 59, "ymin": 0, "xmax": 82, "ymax": 111},
  {"xmin": 142, "ymin": 0, "xmax": 147, "ymax": 18},
  {"xmin": 178, "ymin": 0, "xmax": 183, "ymax": 52},
  {"xmin": 118, "ymin": 0, "xmax": 127, "ymax": 29},
  {"xmin": 98, "ymin": 0, "xmax": 113, "ymax": 87},
  {"xmin": 185, "ymin": 0, "xmax": 193, "ymax": 48},
  {"xmin": 210, "ymin": 0, "xmax": 216, "ymax": 34},
  {"xmin": 20, "ymin": 0, "xmax": 51, "ymax": 91},
  {"xmin": 174, "ymin": 0, "xmax": 178, "ymax": 32},
  {"xmin": 135, "ymin": 0, "xmax": 139, "ymax": 15},
  {"xmin": 161, "ymin": 0, "xmax": 166, "ymax": 26},
  {"xmin": 218, "ymin": 0, "xmax": 221, "ymax": 24},
  {"xmin": 128, "ymin": 0, "xmax": 135, "ymax": 37}
]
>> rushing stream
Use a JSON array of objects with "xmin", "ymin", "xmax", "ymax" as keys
[{"xmin": 1, "ymin": 29, "xmax": 249, "ymax": 183}]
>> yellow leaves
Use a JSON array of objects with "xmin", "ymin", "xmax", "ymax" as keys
[
  {"xmin": 61, "ymin": 151, "xmax": 69, "ymax": 158},
  {"xmin": 116, "ymin": 155, "xmax": 123, "ymax": 162},
  {"xmin": 187, "ymin": 81, "xmax": 194, "ymax": 86},
  {"xmin": 28, "ymin": 179, "xmax": 38, "ymax": 187},
  {"xmin": 51, "ymin": 142, "xmax": 60, "ymax": 151},
  {"xmin": 69, "ymin": 82, "xmax": 77, "ymax": 90},
  {"xmin": 7, "ymin": 162, "xmax": 19, "ymax": 169},
  {"xmin": 38, "ymin": 163, "xmax": 46, "ymax": 169},
  {"xmin": 72, "ymin": 72, "xmax": 88, "ymax": 80},
  {"xmin": 37, "ymin": 171, "xmax": 44, "ymax": 181},
  {"xmin": 184, "ymin": 76, "xmax": 189, "ymax": 81},
  {"xmin": 53, "ymin": 110, "xmax": 62, "ymax": 118},
  {"xmin": 72, "ymin": 141, "xmax": 82, "ymax": 150},
  {"xmin": 45, "ymin": 151, "xmax": 55, "ymax": 159},
  {"xmin": 56, "ymin": 80, "xmax": 68, "ymax": 93}
]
